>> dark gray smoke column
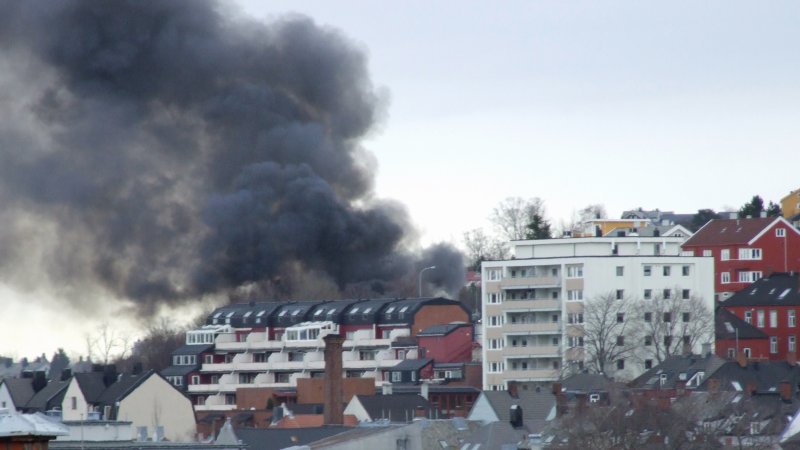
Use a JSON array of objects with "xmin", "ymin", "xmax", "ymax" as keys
[{"xmin": 0, "ymin": 0, "xmax": 463, "ymax": 316}]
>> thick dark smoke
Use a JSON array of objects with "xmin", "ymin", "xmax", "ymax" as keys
[{"xmin": 0, "ymin": 0, "xmax": 464, "ymax": 316}]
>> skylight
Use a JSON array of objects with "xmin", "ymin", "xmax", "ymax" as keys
[
  {"xmin": 724, "ymin": 322, "xmax": 735, "ymax": 333},
  {"xmin": 350, "ymin": 307, "xmax": 360, "ymax": 315},
  {"xmin": 780, "ymin": 288, "xmax": 791, "ymax": 299}
]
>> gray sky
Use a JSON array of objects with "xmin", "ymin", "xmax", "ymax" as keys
[{"xmin": 237, "ymin": 0, "xmax": 800, "ymax": 243}]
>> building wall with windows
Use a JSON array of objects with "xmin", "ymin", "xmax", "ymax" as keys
[
  {"xmin": 681, "ymin": 217, "xmax": 800, "ymax": 299},
  {"xmin": 481, "ymin": 236, "xmax": 714, "ymax": 389}
]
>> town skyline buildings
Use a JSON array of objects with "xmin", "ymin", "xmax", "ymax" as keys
[{"xmin": 2, "ymin": 0, "xmax": 800, "ymax": 359}]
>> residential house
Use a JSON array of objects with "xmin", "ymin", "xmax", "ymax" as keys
[
  {"xmin": 718, "ymin": 272, "xmax": 800, "ymax": 360},
  {"xmin": 629, "ymin": 353, "xmax": 727, "ymax": 402},
  {"xmin": 61, "ymin": 368, "xmax": 196, "ymax": 441},
  {"xmin": 343, "ymin": 392, "xmax": 432, "ymax": 423},
  {"xmin": 467, "ymin": 382, "xmax": 556, "ymax": 437},
  {"xmin": 482, "ymin": 235, "xmax": 714, "ymax": 387},
  {"xmin": 781, "ymin": 187, "xmax": 800, "ymax": 229},
  {"xmin": 681, "ymin": 216, "xmax": 800, "ymax": 300},
  {"xmin": 715, "ymin": 307, "xmax": 769, "ymax": 360},
  {"xmin": 621, "ymin": 208, "xmax": 696, "ymax": 230},
  {"xmin": 0, "ymin": 374, "xmax": 69, "ymax": 414}
]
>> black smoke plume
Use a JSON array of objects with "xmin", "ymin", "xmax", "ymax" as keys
[{"xmin": 0, "ymin": 0, "xmax": 464, "ymax": 316}]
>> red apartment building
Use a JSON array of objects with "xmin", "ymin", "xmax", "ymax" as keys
[
  {"xmin": 718, "ymin": 273, "xmax": 800, "ymax": 361},
  {"xmin": 681, "ymin": 217, "xmax": 800, "ymax": 300}
]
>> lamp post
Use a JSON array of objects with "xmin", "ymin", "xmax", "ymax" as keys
[{"xmin": 418, "ymin": 266, "xmax": 436, "ymax": 297}]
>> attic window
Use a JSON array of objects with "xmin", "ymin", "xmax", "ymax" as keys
[
  {"xmin": 398, "ymin": 306, "xmax": 410, "ymax": 318},
  {"xmin": 243, "ymin": 311, "xmax": 252, "ymax": 318},
  {"xmin": 362, "ymin": 307, "xmax": 372, "ymax": 319},
  {"xmin": 327, "ymin": 308, "xmax": 336, "ymax": 316},
  {"xmin": 350, "ymin": 307, "xmax": 360, "ymax": 315},
  {"xmin": 278, "ymin": 310, "xmax": 288, "ymax": 317},
  {"xmin": 724, "ymin": 322, "xmax": 735, "ymax": 333},
  {"xmin": 780, "ymin": 289, "xmax": 791, "ymax": 299},
  {"xmin": 256, "ymin": 310, "xmax": 266, "ymax": 317},
  {"xmin": 291, "ymin": 309, "xmax": 301, "ymax": 316},
  {"xmin": 385, "ymin": 307, "xmax": 396, "ymax": 316}
]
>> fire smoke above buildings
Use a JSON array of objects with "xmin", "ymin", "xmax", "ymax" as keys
[{"xmin": 0, "ymin": 0, "xmax": 464, "ymax": 317}]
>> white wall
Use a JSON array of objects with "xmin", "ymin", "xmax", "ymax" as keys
[
  {"xmin": 60, "ymin": 379, "xmax": 90, "ymax": 421},
  {"xmin": 0, "ymin": 383, "xmax": 16, "ymax": 411},
  {"xmin": 115, "ymin": 375, "xmax": 196, "ymax": 442},
  {"xmin": 465, "ymin": 393, "xmax": 500, "ymax": 424},
  {"xmin": 58, "ymin": 421, "xmax": 133, "ymax": 441}
]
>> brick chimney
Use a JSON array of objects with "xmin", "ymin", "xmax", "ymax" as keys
[
  {"xmin": 414, "ymin": 406, "xmax": 427, "ymax": 419},
  {"xmin": 788, "ymin": 352, "xmax": 797, "ymax": 367},
  {"xmin": 745, "ymin": 382, "xmax": 757, "ymax": 397},
  {"xmin": 323, "ymin": 334, "xmax": 345, "ymax": 425},
  {"xmin": 780, "ymin": 380, "xmax": 792, "ymax": 402}
]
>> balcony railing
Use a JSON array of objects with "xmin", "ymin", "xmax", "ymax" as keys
[
  {"xmin": 500, "ymin": 276, "xmax": 561, "ymax": 288},
  {"xmin": 503, "ymin": 345, "xmax": 561, "ymax": 357},
  {"xmin": 503, "ymin": 322, "xmax": 561, "ymax": 334},
  {"xmin": 501, "ymin": 299, "xmax": 561, "ymax": 311},
  {"xmin": 503, "ymin": 368, "xmax": 559, "ymax": 380}
]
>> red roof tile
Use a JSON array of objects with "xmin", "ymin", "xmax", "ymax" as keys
[{"xmin": 682, "ymin": 217, "xmax": 777, "ymax": 247}]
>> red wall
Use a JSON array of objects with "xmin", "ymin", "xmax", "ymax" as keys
[
  {"xmin": 682, "ymin": 221, "xmax": 800, "ymax": 295},
  {"xmin": 418, "ymin": 325, "xmax": 473, "ymax": 363},
  {"xmin": 715, "ymin": 337, "xmax": 770, "ymax": 360},
  {"xmin": 723, "ymin": 305, "xmax": 798, "ymax": 361}
]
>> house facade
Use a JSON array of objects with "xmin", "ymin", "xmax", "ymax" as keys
[
  {"xmin": 718, "ymin": 272, "xmax": 800, "ymax": 361},
  {"xmin": 481, "ymin": 236, "xmax": 714, "ymax": 389},
  {"xmin": 164, "ymin": 297, "xmax": 472, "ymax": 412},
  {"xmin": 681, "ymin": 217, "xmax": 800, "ymax": 300}
]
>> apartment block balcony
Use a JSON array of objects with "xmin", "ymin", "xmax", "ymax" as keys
[
  {"xmin": 503, "ymin": 345, "xmax": 561, "ymax": 357},
  {"xmin": 504, "ymin": 368, "xmax": 559, "ymax": 380},
  {"xmin": 202, "ymin": 362, "xmax": 235, "ymax": 372},
  {"xmin": 187, "ymin": 383, "xmax": 221, "ymax": 393},
  {"xmin": 501, "ymin": 299, "xmax": 561, "ymax": 311},
  {"xmin": 500, "ymin": 276, "xmax": 560, "ymax": 289},
  {"xmin": 194, "ymin": 404, "xmax": 237, "ymax": 412},
  {"xmin": 503, "ymin": 322, "xmax": 561, "ymax": 334}
]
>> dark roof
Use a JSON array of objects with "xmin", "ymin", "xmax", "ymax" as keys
[
  {"xmin": 390, "ymin": 385, "xmax": 481, "ymax": 395},
  {"xmin": 479, "ymin": 389, "xmax": 556, "ymax": 434},
  {"xmin": 380, "ymin": 297, "xmax": 468, "ymax": 325},
  {"xmin": 306, "ymin": 299, "xmax": 361, "ymax": 323},
  {"xmin": 74, "ymin": 373, "xmax": 107, "ymax": 403},
  {"xmin": 390, "ymin": 358, "xmax": 433, "ymax": 372},
  {"xmin": 96, "ymin": 372, "xmax": 151, "ymax": 406},
  {"xmin": 560, "ymin": 373, "xmax": 616, "ymax": 393},
  {"xmin": 207, "ymin": 302, "xmax": 285, "ymax": 327},
  {"xmin": 682, "ymin": 217, "xmax": 779, "ymax": 247},
  {"xmin": 1, "ymin": 378, "xmax": 35, "ymax": 408},
  {"xmin": 271, "ymin": 301, "xmax": 324, "ymax": 327},
  {"xmin": 24, "ymin": 380, "xmax": 69, "ymax": 412},
  {"xmin": 354, "ymin": 394, "xmax": 431, "ymax": 422},
  {"xmin": 160, "ymin": 365, "xmax": 199, "ymax": 377},
  {"xmin": 338, "ymin": 298, "xmax": 395, "ymax": 325},
  {"xmin": 716, "ymin": 307, "xmax": 768, "ymax": 340},
  {"xmin": 417, "ymin": 323, "xmax": 470, "ymax": 337},
  {"xmin": 722, "ymin": 272, "xmax": 800, "ymax": 307},
  {"xmin": 630, "ymin": 354, "xmax": 728, "ymax": 390},
  {"xmin": 171, "ymin": 344, "xmax": 214, "ymax": 356},
  {"xmin": 234, "ymin": 426, "xmax": 351, "ymax": 450},
  {"xmin": 699, "ymin": 360, "xmax": 800, "ymax": 394}
]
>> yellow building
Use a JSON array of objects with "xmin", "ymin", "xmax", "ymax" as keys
[{"xmin": 781, "ymin": 188, "xmax": 800, "ymax": 219}]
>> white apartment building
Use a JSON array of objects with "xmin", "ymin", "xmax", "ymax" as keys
[{"xmin": 481, "ymin": 236, "xmax": 714, "ymax": 389}]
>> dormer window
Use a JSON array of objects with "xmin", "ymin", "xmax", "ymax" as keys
[{"xmin": 350, "ymin": 307, "xmax": 360, "ymax": 315}]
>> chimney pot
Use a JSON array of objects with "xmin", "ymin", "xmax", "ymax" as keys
[{"xmin": 322, "ymin": 334, "xmax": 345, "ymax": 425}]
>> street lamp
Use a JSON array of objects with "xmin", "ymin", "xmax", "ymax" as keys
[{"xmin": 418, "ymin": 266, "xmax": 437, "ymax": 297}]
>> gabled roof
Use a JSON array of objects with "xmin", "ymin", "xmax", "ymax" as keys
[
  {"xmin": 417, "ymin": 322, "xmax": 470, "ymax": 337},
  {"xmin": 722, "ymin": 272, "xmax": 800, "ymax": 307},
  {"xmin": 699, "ymin": 360, "xmax": 800, "ymax": 393},
  {"xmin": 234, "ymin": 426, "xmax": 351, "ymax": 450},
  {"xmin": 170, "ymin": 344, "xmax": 214, "ymax": 356},
  {"xmin": 561, "ymin": 373, "xmax": 616, "ymax": 392},
  {"xmin": 479, "ymin": 389, "xmax": 556, "ymax": 434},
  {"xmin": 353, "ymin": 393, "xmax": 431, "ymax": 422},
  {"xmin": 1, "ymin": 378, "xmax": 35, "ymax": 409},
  {"xmin": 24, "ymin": 380, "xmax": 69, "ymax": 412},
  {"xmin": 390, "ymin": 358, "xmax": 433, "ymax": 372},
  {"xmin": 716, "ymin": 307, "xmax": 769, "ymax": 340},
  {"xmin": 96, "ymin": 371, "xmax": 152, "ymax": 406},
  {"xmin": 682, "ymin": 217, "xmax": 790, "ymax": 247},
  {"xmin": 630, "ymin": 354, "xmax": 728, "ymax": 390},
  {"xmin": 73, "ymin": 373, "xmax": 108, "ymax": 403},
  {"xmin": 0, "ymin": 411, "xmax": 68, "ymax": 438}
]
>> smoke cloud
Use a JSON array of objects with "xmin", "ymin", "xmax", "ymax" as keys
[{"xmin": 0, "ymin": 0, "xmax": 464, "ymax": 317}]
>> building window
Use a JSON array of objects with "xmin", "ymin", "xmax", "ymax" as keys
[
  {"xmin": 644, "ymin": 360, "xmax": 653, "ymax": 370},
  {"xmin": 488, "ymin": 316, "xmax": 502, "ymax": 327},
  {"xmin": 616, "ymin": 289, "xmax": 624, "ymax": 300},
  {"xmin": 682, "ymin": 289, "xmax": 691, "ymax": 300},
  {"xmin": 644, "ymin": 336, "xmax": 652, "ymax": 346},
  {"xmin": 488, "ymin": 293, "xmax": 500, "ymax": 304},
  {"xmin": 567, "ymin": 290, "xmax": 583, "ymax": 301},
  {"xmin": 770, "ymin": 336, "xmax": 778, "ymax": 354},
  {"xmin": 770, "ymin": 310, "xmax": 778, "ymax": 328},
  {"xmin": 644, "ymin": 289, "xmax": 652, "ymax": 300},
  {"xmin": 663, "ymin": 289, "xmax": 672, "ymax": 299},
  {"xmin": 664, "ymin": 312, "xmax": 672, "ymax": 322},
  {"xmin": 744, "ymin": 348, "xmax": 751, "ymax": 358},
  {"xmin": 721, "ymin": 272, "xmax": 731, "ymax": 284},
  {"xmin": 616, "ymin": 359, "xmax": 625, "ymax": 370},
  {"xmin": 738, "ymin": 248, "xmax": 762, "ymax": 260},
  {"xmin": 644, "ymin": 312, "xmax": 652, "ymax": 322},
  {"xmin": 728, "ymin": 348, "xmax": 736, "ymax": 359},
  {"xmin": 683, "ymin": 312, "xmax": 690, "ymax": 323},
  {"xmin": 790, "ymin": 310, "xmax": 796, "ymax": 328},
  {"xmin": 617, "ymin": 313, "xmax": 624, "ymax": 323},
  {"xmin": 191, "ymin": 375, "xmax": 200, "ymax": 385},
  {"xmin": 721, "ymin": 249, "xmax": 730, "ymax": 261},
  {"xmin": 664, "ymin": 336, "xmax": 672, "ymax": 346},
  {"xmin": 71, "ymin": 397, "xmax": 77, "ymax": 410},
  {"xmin": 489, "ymin": 339, "xmax": 503, "ymax": 350},
  {"xmin": 703, "ymin": 250, "xmax": 712, "ymax": 257},
  {"xmin": 682, "ymin": 265, "xmax": 690, "ymax": 276},
  {"xmin": 757, "ymin": 310, "xmax": 765, "ymax": 328},
  {"xmin": 616, "ymin": 266, "xmax": 624, "ymax": 276},
  {"xmin": 643, "ymin": 266, "xmax": 652, "ymax": 276},
  {"xmin": 744, "ymin": 310, "xmax": 752, "ymax": 324},
  {"xmin": 777, "ymin": 228, "xmax": 786, "ymax": 237},
  {"xmin": 616, "ymin": 336, "xmax": 625, "ymax": 346},
  {"xmin": 568, "ymin": 313, "xmax": 584, "ymax": 324},
  {"xmin": 790, "ymin": 336, "xmax": 797, "ymax": 353},
  {"xmin": 663, "ymin": 266, "xmax": 671, "ymax": 276},
  {"xmin": 489, "ymin": 362, "xmax": 503, "ymax": 373},
  {"xmin": 487, "ymin": 269, "xmax": 502, "ymax": 281},
  {"xmin": 738, "ymin": 271, "xmax": 763, "ymax": 283},
  {"xmin": 566, "ymin": 265, "xmax": 583, "ymax": 278}
]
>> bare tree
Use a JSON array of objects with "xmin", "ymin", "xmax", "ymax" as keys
[
  {"xmin": 462, "ymin": 228, "xmax": 509, "ymax": 270},
  {"xmin": 85, "ymin": 323, "xmax": 131, "ymax": 364},
  {"xmin": 578, "ymin": 204, "xmax": 608, "ymax": 222},
  {"xmin": 582, "ymin": 292, "xmax": 639, "ymax": 376},
  {"xmin": 632, "ymin": 288, "xmax": 713, "ymax": 365},
  {"xmin": 489, "ymin": 197, "xmax": 549, "ymax": 241}
]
